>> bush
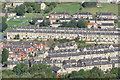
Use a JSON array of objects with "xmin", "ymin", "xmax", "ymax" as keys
[
  {"xmin": 57, "ymin": 39, "xmax": 70, "ymax": 43},
  {"xmin": 82, "ymin": 2, "xmax": 97, "ymax": 8}
]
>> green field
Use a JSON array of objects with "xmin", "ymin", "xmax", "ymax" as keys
[
  {"xmin": 25, "ymin": 13, "xmax": 43, "ymax": 19},
  {"xmin": 0, "ymin": 16, "xmax": 2, "ymax": 23},
  {"xmin": 6, "ymin": 20, "xmax": 24, "ymax": 26},
  {"xmin": 53, "ymin": 3, "xmax": 80, "ymax": 15},
  {"xmin": 53, "ymin": 3, "xmax": 118, "ymax": 15},
  {"xmin": 81, "ymin": 3, "xmax": 118, "ymax": 15},
  {"xmin": 6, "ymin": 13, "xmax": 46, "ymax": 26}
]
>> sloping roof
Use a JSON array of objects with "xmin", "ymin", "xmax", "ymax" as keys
[
  {"xmin": 49, "ymin": 18, "xmax": 56, "ymax": 20},
  {"xmin": 51, "ymin": 12, "xmax": 70, "ymax": 15},
  {"xmin": 101, "ymin": 23, "xmax": 114, "ymax": 26},
  {"xmin": 73, "ymin": 12, "xmax": 92, "ymax": 15},
  {"xmin": 32, "ymin": 17, "xmax": 44, "ymax": 20},
  {"xmin": 97, "ymin": 13, "xmax": 116, "ymax": 15},
  {"xmin": 88, "ymin": 23, "xmax": 95, "ymax": 25},
  {"xmin": 52, "ymin": 66, "xmax": 61, "ymax": 72}
]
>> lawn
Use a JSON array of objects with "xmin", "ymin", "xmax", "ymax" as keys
[
  {"xmin": 7, "ymin": 13, "xmax": 48, "ymax": 26},
  {"xmin": 6, "ymin": 20, "xmax": 24, "ymax": 26},
  {"xmin": 53, "ymin": 3, "xmax": 118, "ymax": 15},
  {"xmin": 25, "ymin": 13, "xmax": 43, "ymax": 19},
  {"xmin": 4, "ymin": 27, "xmax": 14, "ymax": 32},
  {"xmin": 53, "ymin": 3, "xmax": 80, "ymax": 15},
  {"xmin": 0, "ymin": 17, "xmax": 1, "ymax": 25},
  {"xmin": 81, "ymin": 3, "xmax": 118, "ymax": 15}
]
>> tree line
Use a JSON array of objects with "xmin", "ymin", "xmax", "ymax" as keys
[
  {"xmin": 2, "ymin": 62, "xmax": 120, "ymax": 79},
  {"xmin": 5, "ymin": 2, "xmax": 57, "ymax": 16},
  {"xmin": 69, "ymin": 67, "xmax": 120, "ymax": 79},
  {"xmin": 59, "ymin": 20, "xmax": 88, "ymax": 28},
  {"xmin": 2, "ymin": 63, "xmax": 57, "ymax": 78},
  {"xmin": 1, "ymin": 16, "xmax": 8, "ymax": 32}
]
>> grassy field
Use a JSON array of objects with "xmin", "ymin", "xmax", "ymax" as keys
[
  {"xmin": 0, "ymin": 16, "xmax": 2, "ymax": 23},
  {"xmin": 53, "ymin": 3, "xmax": 80, "ymax": 15},
  {"xmin": 4, "ymin": 27, "xmax": 14, "ymax": 32},
  {"xmin": 6, "ymin": 20, "xmax": 24, "ymax": 26},
  {"xmin": 53, "ymin": 3, "xmax": 118, "ymax": 15},
  {"xmin": 6, "ymin": 13, "xmax": 47, "ymax": 26},
  {"xmin": 81, "ymin": 3, "xmax": 118, "ymax": 15},
  {"xmin": 25, "ymin": 13, "xmax": 43, "ymax": 19}
]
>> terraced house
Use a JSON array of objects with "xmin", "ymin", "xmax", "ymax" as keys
[
  {"xmin": 6, "ymin": 44, "xmax": 120, "ymax": 76},
  {"xmin": 88, "ymin": 18, "xmax": 115, "ymax": 29},
  {"xmin": 2, "ymin": 41, "xmax": 46, "ymax": 61},
  {"xmin": 72, "ymin": 12, "xmax": 93, "ymax": 19},
  {"xmin": 97, "ymin": 13, "xmax": 118, "ymax": 19},
  {"xmin": 50, "ymin": 12, "xmax": 71, "ymax": 19},
  {"xmin": 7, "ymin": 27, "xmax": 120, "ymax": 43}
]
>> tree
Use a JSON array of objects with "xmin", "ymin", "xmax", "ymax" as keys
[
  {"xmin": 50, "ymin": 2, "xmax": 57, "ymax": 8},
  {"xmin": 59, "ymin": 22, "xmax": 68, "ymax": 27},
  {"xmin": 77, "ymin": 20, "xmax": 87, "ymax": 28},
  {"xmin": 29, "ymin": 64, "xmax": 56, "ymax": 78},
  {"xmin": 15, "ymin": 5, "xmax": 25, "ymax": 16},
  {"xmin": 77, "ymin": 59, "xmax": 82, "ymax": 65},
  {"xmin": 69, "ymin": 20, "xmax": 77, "ymax": 28},
  {"xmin": 78, "ymin": 69, "xmax": 90, "ymax": 78},
  {"xmin": 88, "ymin": 67, "xmax": 104, "ymax": 78},
  {"xmin": 44, "ymin": 8, "xmax": 51, "ymax": 13},
  {"xmin": 70, "ymin": 71, "xmax": 80, "ymax": 78},
  {"xmin": 82, "ymin": 2, "xmax": 97, "ymax": 8},
  {"xmin": 62, "ymin": 60, "xmax": 67, "ymax": 65},
  {"xmin": 49, "ymin": 5, "xmax": 54, "ymax": 10},
  {"xmin": 13, "ymin": 63, "xmax": 28, "ymax": 75},
  {"xmin": 30, "ymin": 20, "xmax": 37, "ymax": 25},
  {"xmin": 14, "ymin": 34, "xmax": 19, "ymax": 39},
  {"xmin": 79, "ymin": 3, "xmax": 83, "ymax": 11},
  {"xmin": 27, "ymin": 7, "xmax": 33, "ymax": 13},
  {"xmin": 39, "ymin": 20, "xmax": 50, "ymax": 27},
  {"xmin": 114, "ymin": 19, "xmax": 118, "ymax": 23},
  {"xmin": 33, "ymin": 5, "xmax": 41, "ymax": 13},
  {"xmin": 1, "ymin": 17, "xmax": 8, "ymax": 32},
  {"xmin": 5, "ymin": 13, "xmax": 8, "ymax": 18},
  {"xmin": 110, "ymin": 68, "xmax": 120, "ymax": 78},
  {"xmin": 45, "ymin": 2, "xmax": 51, "ymax": 6},
  {"xmin": 102, "ymin": 73, "xmax": 116, "ymax": 78},
  {"xmin": 2, "ymin": 70, "xmax": 14, "ymax": 76},
  {"xmin": 2, "ymin": 48, "xmax": 9, "ymax": 64}
]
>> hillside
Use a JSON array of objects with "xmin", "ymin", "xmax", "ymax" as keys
[{"xmin": 53, "ymin": 3, "xmax": 118, "ymax": 15}]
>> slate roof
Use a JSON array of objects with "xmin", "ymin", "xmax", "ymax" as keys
[
  {"xmin": 101, "ymin": 23, "xmax": 114, "ymax": 26},
  {"xmin": 10, "ymin": 51, "xmax": 27, "ymax": 55},
  {"xmin": 73, "ymin": 12, "xmax": 92, "ymax": 15},
  {"xmin": 64, "ymin": 59, "xmax": 76, "ymax": 63},
  {"xmin": 81, "ymin": 45, "xmax": 119, "ymax": 50},
  {"xmin": 59, "ymin": 18, "xmax": 73, "ymax": 20},
  {"xmin": 89, "ymin": 19, "xmax": 114, "ymax": 21},
  {"xmin": 51, "ymin": 42, "xmax": 76, "ymax": 49},
  {"xmin": 97, "ymin": 13, "xmax": 116, "ymax": 15},
  {"xmin": 52, "ymin": 66, "xmax": 61, "ymax": 72},
  {"xmin": 48, "ymin": 48, "xmax": 120, "ymax": 58},
  {"xmin": 52, "ymin": 22, "xmax": 61, "ymax": 24},
  {"xmin": 16, "ymin": 26, "xmax": 120, "ymax": 31},
  {"xmin": 48, "ymin": 49, "xmax": 78, "ymax": 55},
  {"xmin": 3, "ymin": 41, "xmax": 45, "ymax": 46},
  {"xmin": 32, "ymin": 17, "xmax": 44, "ymax": 20},
  {"xmin": 51, "ymin": 12, "xmax": 70, "ymax": 15},
  {"xmin": 7, "ymin": 27, "xmax": 120, "ymax": 35}
]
